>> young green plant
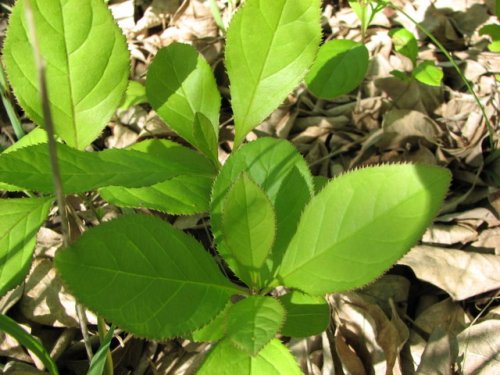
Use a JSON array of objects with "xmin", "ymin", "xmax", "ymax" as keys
[{"xmin": 0, "ymin": 0, "xmax": 452, "ymax": 374}]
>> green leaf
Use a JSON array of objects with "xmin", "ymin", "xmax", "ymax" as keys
[
  {"xmin": 210, "ymin": 138, "xmax": 313, "ymax": 288},
  {"xmin": 146, "ymin": 43, "xmax": 220, "ymax": 152},
  {"xmin": 479, "ymin": 24, "xmax": 500, "ymax": 52},
  {"xmin": 190, "ymin": 301, "xmax": 231, "ymax": 342},
  {"xmin": 87, "ymin": 325, "xmax": 115, "ymax": 375},
  {"xmin": 3, "ymin": 0, "xmax": 129, "ymax": 149},
  {"xmin": 226, "ymin": 296, "xmax": 285, "ymax": 356},
  {"xmin": 222, "ymin": 173, "xmax": 276, "ymax": 273},
  {"xmin": 348, "ymin": 0, "xmax": 386, "ymax": 34},
  {"xmin": 279, "ymin": 291, "xmax": 330, "ymax": 337},
  {"xmin": 0, "ymin": 140, "xmax": 215, "ymax": 193},
  {"xmin": 306, "ymin": 40, "xmax": 369, "ymax": 99},
  {"xmin": 278, "ymin": 164, "xmax": 451, "ymax": 296},
  {"xmin": 119, "ymin": 81, "xmax": 147, "ymax": 110},
  {"xmin": 0, "ymin": 197, "xmax": 53, "ymax": 296},
  {"xmin": 0, "ymin": 128, "xmax": 49, "ymax": 191},
  {"xmin": 0, "ymin": 314, "xmax": 59, "ymax": 375},
  {"xmin": 55, "ymin": 214, "xmax": 239, "ymax": 339},
  {"xmin": 225, "ymin": 0, "xmax": 321, "ymax": 147},
  {"xmin": 390, "ymin": 28, "xmax": 418, "ymax": 65},
  {"xmin": 193, "ymin": 112, "xmax": 219, "ymax": 165},
  {"xmin": 100, "ymin": 175, "xmax": 213, "ymax": 215},
  {"xmin": 198, "ymin": 338, "xmax": 301, "ymax": 375},
  {"xmin": 413, "ymin": 60, "xmax": 443, "ymax": 87}
]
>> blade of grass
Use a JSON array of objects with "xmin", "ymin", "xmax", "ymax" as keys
[
  {"xmin": 0, "ymin": 62, "xmax": 25, "ymax": 140},
  {"xmin": 0, "ymin": 313, "xmax": 59, "ymax": 375}
]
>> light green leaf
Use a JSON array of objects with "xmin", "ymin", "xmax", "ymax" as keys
[
  {"xmin": 3, "ymin": 0, "xmax": 129, "ymax": 149},
  {"xmin": 348, "ymin": 0, "xmax": 386, "ymax": 34},
  {"xmin": 390, "ymin": 28, "xmax": 418, "ymax": 65},
  {"xmin": 279, "ymin": 291, "xmax": 330, "ymax": 337},
  {"xmin": 55, "ymin": 214, "xmax": 239, "ymax": 339},
  {"xmin": 0, "ymin": 314, "xmax": 59, "ymax": 375},
  {"xmin": 119, "ymin": 81, "xmax": 147, "ymax": 110},
  {"xmin": 0, "ymin": 140, "xmax": 215, "ymax": 193},
  {"xmin": 0, "ymin": 128, "xmax": 49, "ymax": 191},
  {"xmin": 190, "ymin": 301, "xmax": 231, "ymax": 343},
  {"xmin": 210, "ymin": 138, "xmax": 313, "ymax": 288},
  {"xmin": 193, "ymin": 112, "xmax": 219, "ymax": 165},
  {"xmin": 100, "ymin": 175, "xmax": 213, "ymax": 215},
  {"xmin": 198, "ymin": 338, "xmax": 301, "ymax": 375},
  {"xmin": 0, "ymin": 197, "xmax": 53, "ymax": 296},
  {"xmin": 225, "ymin": 0, "xmax": 321, "ymax": 147},
  {"xmin": 305, "ymin": 40, "xmax": 369, "ymax": 99},
  {"xmin": 226, "ymin": 296, "xmax": 285, "ymax": 356},
  {"xmin": 278, "ymin": 164, "xmax": 451, "ymax": 296},
  {"xmin": 87, "ymin": 325, "xmax": 115, "ymax": 375},
  {"xmin": 413, "ymin": 60, "xmax": 443, "ymax": 87},
  {"xmin": 479, "ymin": 24, "xmax": 500, "ymax": 52},
  {"xmin": 222, "ymin": 173, "xmax": 276, "ymax": 273},
  {"xmin": 146, "ymin": 43, "xmax": 220, "ymax": 151}
]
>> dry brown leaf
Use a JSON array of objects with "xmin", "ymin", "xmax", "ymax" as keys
[
  {"xmin": 399, "ymin": 246, "xmax": 500, "ymax": 300},
  {"xmin": 458, "ymin": 320, "xmax": 500, "ymax": 374},
  {"xmin": 422, "ymin": 224, "xmax": 478, "ymax": 245},
  {"xmin": 1, "ymin": 361, "xmax": 48, "ymax": 374},
  {"xmin": 414, "ymin": 299, "xmax": 470, "ymax": 337},
  {"xmin": 416, "ymin": 327, "xmax": 456, "ymax": 375},
  {"xmin": 335, "ymin": 328, "xmax": 367, "ymax": 375},
  {"xmin": 19, "ymin": 259, "xmax": 96, "ymax": 328},
  {"xmin": 471, "ymin": 228, "xmax": 500, "ymax": 254}
]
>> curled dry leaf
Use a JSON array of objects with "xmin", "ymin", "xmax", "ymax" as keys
[{"xmin": 399, "ymin": 246, "xmax": 500, "ymax": 300}]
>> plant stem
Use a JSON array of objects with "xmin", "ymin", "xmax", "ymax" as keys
[
  {"xmin": 23, "ymin": 0, "xmax": 97, "ymax": 365},
  {"xmin": 380, "ymin": 0, "xmax": 497, "ymax": 150}
]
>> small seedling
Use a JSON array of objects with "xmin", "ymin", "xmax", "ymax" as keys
[{"xmin": 0, "ymin": 0, "xmax": 452, "ymax": 374}]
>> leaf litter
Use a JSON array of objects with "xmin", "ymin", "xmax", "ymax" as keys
[{"xmin": 0, "ymin": 0, "xmax": 499, "ymax": 373}]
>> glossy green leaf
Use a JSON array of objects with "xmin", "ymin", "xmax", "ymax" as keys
[
  {"xmin": 222, "ymin": 173, "xmax": 276, "ymax": 273},
  {"xmin": 390, "ymin": 28, "xmax": 418, "ymax": 65},
  {"xmin": 100, "ymin": 175, "xmax": 213, "ymax": 215},
  {"xmin": 305, "ymin": 40, "xmax": 369, "ymax": 99},
  {"xmin": 413, "ymin": 60, "xmax": 443, "ymax": 87},
  {"xmin": 0, "ymin": 197, "xmax": 53, "ymax": 296},
  {"xmin": 0, "ymin": 128, "xmax": 48, "ymax": 191},
  {"xmin": 210, "ymin": 138, "xmax": 313, "ymax": 287},
  {"xmin": 3, "ymin": 0, "xmax": 129, "ymax": 149},
  {"xmin": 279, "ymin": 291, "xmax": 330, "ymax": 337},
  {"xmin": 198, "ymin": 338, "xmax": 301, "ymax": 375},
  {"xmin": 146, "ymin": 43, "xmax": 220, "ymax": 151},
  {"xmin": 119, "ymin": 81, "xmax": 147, "ymax": 110},
  {"xmin": 479, "ymin": 24, "xmax": 500, "ymax": 52},
  {"xmin": 55, "ymin": 214, "xmax": 239, "ymax": 339},
  {"xmin": 226, "ymin": 296, "xmax": 285, "ymax": 355},
  {"xmin": 0, "ymin": 140, "xmax": 214, "ymax": 193},
  {"xmin": 0, "ymin": 314, "xmax": 59, "ymax": 375},
  {"xmin": 225, "ymin": 0, "xmax": 321, "ymax": 147},
  {"xmin": 278, "ymin": 164, "xmax": 451, "ymax": 296},
  {"xmin": 190, "ymin": 301, "xmax": 231, "ymax": 343},
  {"xmin": 193, "ymin": 112, "xmax": 219, "ymax": 164}
]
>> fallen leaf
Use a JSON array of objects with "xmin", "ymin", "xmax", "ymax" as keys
[
  {"xmin": 458, "ymin": 320, "xmax": 500, "ymax": 374},
  {"xmin": 399, "ymin": 246, "xmax": 500, "ymax": 300},
  {"xmin": 416, "ymin": 327, "xmax": 457, "ymax": 375}
]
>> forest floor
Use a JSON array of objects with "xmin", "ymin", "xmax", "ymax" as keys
[{"xmin": 0, "ymin": 0, "xmax": 499, "ymax": 374}]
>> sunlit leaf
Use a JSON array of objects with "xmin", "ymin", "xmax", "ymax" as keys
[
  {"xmin": 0, "ymin": 140, "xmax": 214, "ymax": 193},
  {"xmin": 390, "ymin": 28, "xmax": 418, "ymax": 65},
  {"xmin": 0, "ymin": 197, "xmax": 53, "ymax": 296},
  {"xmin": 56, "ymin": 214, "xmax": 239, "ymax": 339},
  {"xmin": 225, "ymin": 0, "xmax": 321, "ymax": 146},
  {"xmin": 226, "ymin": 296, "xmax": 285, "ymax": 355},
  {"xmin": 278, "ymin": 164, "xmax": 451, "ymax": 295},
  {"xmin": 3, "ymin": 0, "xmax": 129, "ymax": 149},
  {"xmin": 306, "ymin": 40, "xmax": 369, "ymax": 99},
  {"xmin": 211, "ymin": 138, "xmax": 313, "ymax": 287},
  {"xmin": 198, "ymin": 339, "xmax": 301, "ymax": 375},
  {"xmin": 222, "ymin": 173, "xmax": 276, "ymax": 274},
  {"xmin": 146, "ymin": 43, "xmax": 220, "ymax": 152},
  {"xmin": 413, "ymin": 60, "xmax": 443, "ymax": 87}
]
